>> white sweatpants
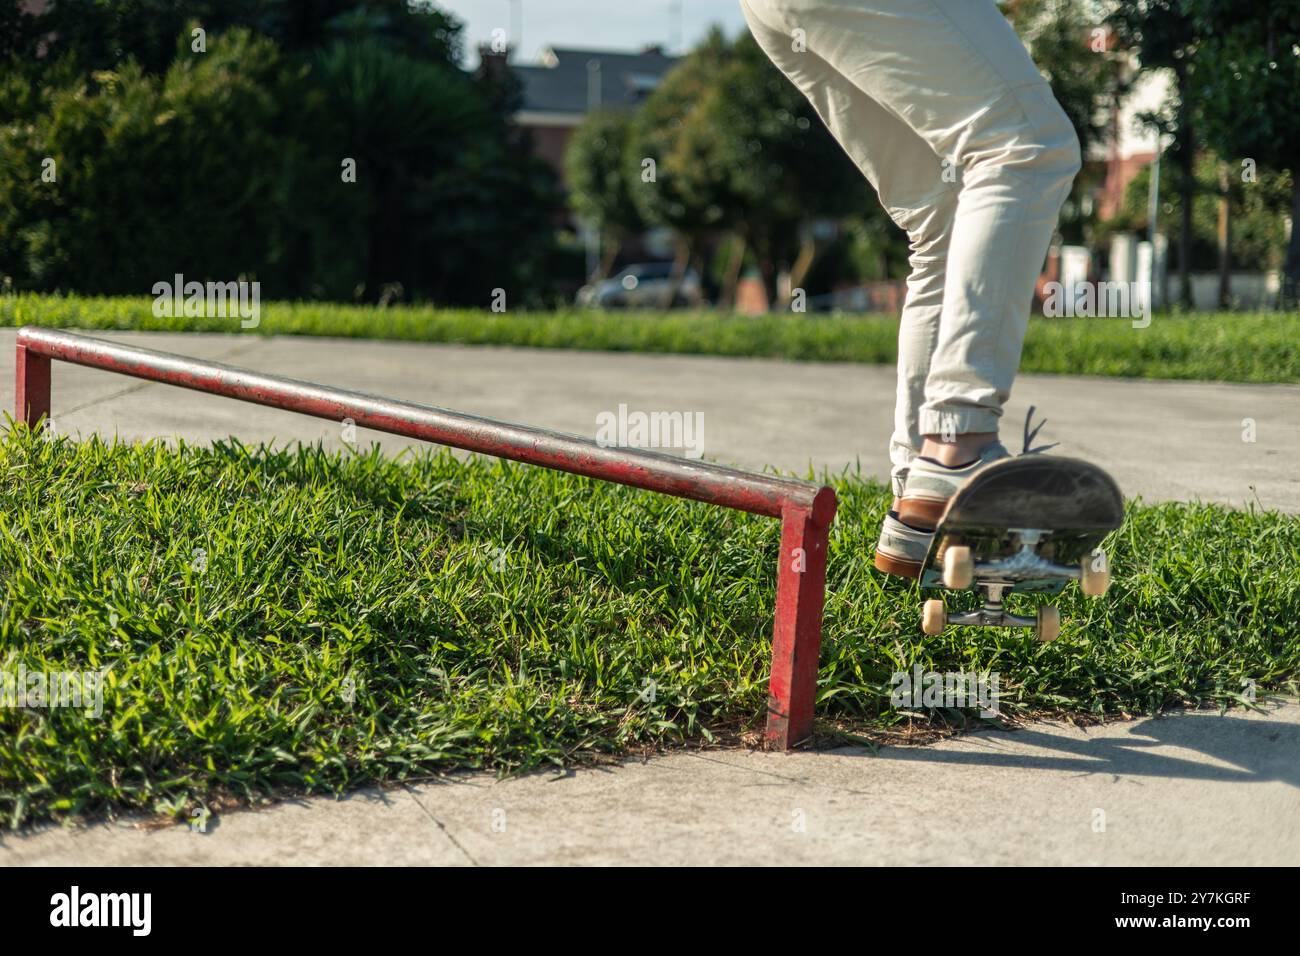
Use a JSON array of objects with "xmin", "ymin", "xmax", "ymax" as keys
[{"xmin": 739, "ymin": 0, "xmax": 1081, "ymax": 496}]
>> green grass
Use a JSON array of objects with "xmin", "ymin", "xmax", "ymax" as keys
[
  {"xmin": 4, "ymin": 292, "xmax": 1298, "ymax": 383},
  {"xmin": 1, "ymin": 430, "xmax": 1296, "ymax": 829}
]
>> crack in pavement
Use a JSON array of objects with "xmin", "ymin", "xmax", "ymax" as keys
[
  {"xmin": 680, "ymin": 750, "xmax": 882, "ymax": 798},
  {"xmin": 402, "ymin": 783, "xmax": 480, "ymax": 867}
]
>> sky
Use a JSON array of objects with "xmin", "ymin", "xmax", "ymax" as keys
[{"xmin": 435, "ymin": 0, "xmax": 751, "ymax": 64}]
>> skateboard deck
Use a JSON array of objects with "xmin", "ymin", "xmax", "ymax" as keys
[{"xmin": 919, "ymin": 456, "xmax": 1123, "ymax": 641}]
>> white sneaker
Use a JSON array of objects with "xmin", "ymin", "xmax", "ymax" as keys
[
  {"xmin": 873, "ymin": 511, "xmax": 935, "ymax": 579},
  {"xmin": 897, "ymin": 441, "xmax": 1011, "ymax": 530}
]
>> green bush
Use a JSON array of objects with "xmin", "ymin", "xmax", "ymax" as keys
[
  {"xmin": 0, "ymin": 20, "xmax": 561, "ymax": 306},
  {"xmin": 291, "ymin": 39, "xmax": 561, "ymax": 303},
  {"xmin": 0, "ymin": 30, "xmax": 297, "ymax": 294}
]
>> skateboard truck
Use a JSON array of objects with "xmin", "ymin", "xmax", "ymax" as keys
[
  {"xmin": 926, "ymin": 578, "xmax": 1062, "ymax": 642},
  {"xmin": 923, "ymin": 530, "xmax": 1110, "ymax": 642},
  {"xmin": 945, "ymin": 581, "xmax": 1036, "ymax": 628}
]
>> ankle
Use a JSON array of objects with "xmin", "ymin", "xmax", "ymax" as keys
[{"xmin": 920, "ymin": 432, "xmax": 998, "ymax": 467}]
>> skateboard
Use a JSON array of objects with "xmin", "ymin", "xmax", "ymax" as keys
[{"xmin": 918, "ymin": 456, "xmax": 1123, "ymax": 642}]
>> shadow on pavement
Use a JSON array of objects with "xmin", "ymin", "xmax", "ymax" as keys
[{"xmin": 850, "ymin": 701, "xmax": 1299, "ymax": 788}]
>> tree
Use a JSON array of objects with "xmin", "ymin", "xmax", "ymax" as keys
[
  {"xmin": 1106, "ymin": 151, "xmax": 1291, "ymax": 277},
  {"xmin": 1004, "ymin": 0, "xmax": 1122, "ymax": 245},
  {"xmin": 27, "ymin": 0, "xmax": 463, "ymax": 75},
  {"xmin": 250, "ymin": 36, "xmax": 562, "ymax": 304},
  {"xmin": 0, "ymin": 18, "xmax": 561, "ymax": 305},
  {"xmin": 0, "ymin": 0, "xmax": 42, "ymax": 61},
  {"xmin": 695, "ymin": 31, "xmax": 870, "ymax": 308},
  {"xmin": 626, "ymin": 28, "xmax": 871, "ymax": 310},
  {"xmin": 0, "ymin": 28, "xmax": 300, "ymax": 293},
  {"xmin": 625, "ymin": 29, "xmax": 736, "ymax": 307},
  {"xmin": 1107, "ymin": 0, "xmax": 1202, "ymax": 307},
  {"xmin": 1183, "ymin": 0, "xmax": 1300, "ymax": 305},
  {"xmin": 565, "ymin": 112, "xmax": 644, "ymax": 282}
]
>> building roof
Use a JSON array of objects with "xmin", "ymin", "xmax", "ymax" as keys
[{"xmin": 513, "ymin": 45, "xmax": 680, "ymax": 119}]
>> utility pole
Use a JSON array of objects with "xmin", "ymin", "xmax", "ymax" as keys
[
  {"xmin": 1147, "ymin": 132, "xmax": 1172, "ymax": 308},
  {"xmin": 586, "ymin": 58, "xmax": 602, "ymax": 110},
  {"xmin": 669, "ymin": 0, "xmax": 683, "ymax": 53},
  {"xmin": 584, "ymin": 58, "xmax": 603, "ymax": 281}
]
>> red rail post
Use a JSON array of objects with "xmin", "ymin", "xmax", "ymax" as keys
[
  {"xmin": 765, "ymin": 491, "xmax": 836, "ymax": 749},
  {"xmin": 14, "ymin": 342, "xmax": 51, "ymax": 428}
]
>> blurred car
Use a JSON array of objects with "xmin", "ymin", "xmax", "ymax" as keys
[{"xmin": 576, "ymin": 262, "xmax": 705, "ymax": 308}]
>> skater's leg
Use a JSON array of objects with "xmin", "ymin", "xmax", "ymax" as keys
[
  {"xmin": 751, "ymin": 0, "xmax": 1081, "ymax": 526},
  {"xmin": 740, "ymin": 0, "xmax": 958, "ymax": 504}
]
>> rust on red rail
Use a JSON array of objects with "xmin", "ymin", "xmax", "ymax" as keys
[
  {"xmin": 14, "ymin": 326, "xmax": 837, "ymax": 748},
  {"xmin": 16, "ymin": 326, "xmax": 829, "ymax": 521}
]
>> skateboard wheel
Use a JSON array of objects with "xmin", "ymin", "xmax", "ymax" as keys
[
  {"xmin": 942, "ymin": 546, "xmax": 974, "ymax": 589},
  {"xmin": 922, "ymin": 598, "xmax": 946, "ymax": 635},
  {"xmin": 1080, "ymin": 550, "xmax": 1110, "ymax": 597},
  {"xmin": 1036, "ymin": 605, "xmax": 1061, "ymax": 642}
]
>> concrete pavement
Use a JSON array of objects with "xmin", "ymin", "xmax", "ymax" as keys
[
  {"xmin": 6, "ymin": 702, "xmax": 1297, "ymax": 865},
  {"xmin": 1, "ymin": 328, "xmax": 1297, "ymax": 865}
]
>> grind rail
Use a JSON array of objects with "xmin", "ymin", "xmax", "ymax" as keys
[{"xmin": 14, "ymin": 326, "xmax": 837, "ymax": 747}]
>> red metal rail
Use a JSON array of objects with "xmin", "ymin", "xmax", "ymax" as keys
[{"xmin": 14, "ymin": 326, "xmax": 836, "ymax": 747}]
